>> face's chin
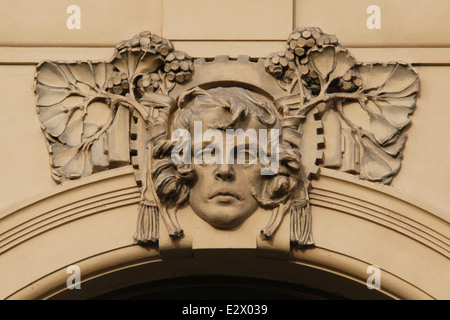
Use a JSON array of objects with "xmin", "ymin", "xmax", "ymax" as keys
[{"xmin": 191, "ymin": 201, "xmax": 256, "ymax": 229}]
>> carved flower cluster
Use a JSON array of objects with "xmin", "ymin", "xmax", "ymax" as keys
[
  {"xmin": 265, "ymin": 27, "xmax": 363, "ymax": 95},
  {"xmin": 264, "ymin": 27, "xmax": 419, "ymax": 184},
  {"xmin": 109, "ymin": 31, "xmax": 193, "ymax": 98},
  {"xmin": 163, "ymin": 51, "xmax": 194, "ymax": 84},
  {"xmin": 136, "ymin": 72, "xmax": 162, "ymax": 95},
  {"xmin": 105, "ymin": 71, "xmax": 130, "ymax": 95},
  {"xmin": 264, "ymin": 50, "xmax": 296, "ymax": 83},
  {"xmin": 113, "ymin": 31, "xmax": 174, "ymax": 60},
  {"xmin": 34, "ymin": 31, "xmax": 196, "ymax": 181}
]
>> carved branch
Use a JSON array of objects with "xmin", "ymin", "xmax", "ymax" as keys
[{"xmin": 33, "ymin": 29, "xmax": 420, "ymax": 249}]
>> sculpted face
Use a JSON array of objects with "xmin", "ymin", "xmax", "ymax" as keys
[
  {"xmin": 165, "ymin": 87, "xmax": 283, "ymax": 229},
  {"xmin": 187, "ymin": 108, "xmax": 266, "ymax": 229}
]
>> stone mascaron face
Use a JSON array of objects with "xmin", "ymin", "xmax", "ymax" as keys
[
  {"xmin": 33, "ymin": 29, "xmax": 419, "ymax": 247},
  {"xmin": 172, "ymin": 87, "xmax": 280, "ymax": 229}
]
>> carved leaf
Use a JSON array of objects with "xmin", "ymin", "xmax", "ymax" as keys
[
  {"xmin": 36, "ymin": 62, "xmax": 71, "ymax": 88},
  {"xmin": 359, "ymin": 135, "xmax": 401, "ymax": 183},
  {"xmin": 369, "ymin": 111, "xmax": 398, "ymax": 145},
  {"xmin": 337, "ymin": 62, "xmax": 419, "ymax": 183},
  {"xmin": 111, "ymin": 48, "xmax": 163, "ymax": 83},
  {"xmin": 35, "ymin": 32, "xmax": 192, "ymax": 182},
  {"xmin": 265, "ymin": 29, "xmax": 420, "ymax": 185},
  {"xmin": 293, "ymin": 43, "xmax": 418, "ymax": 183},
  {"xmin": 109, "ymin": 32, "xmax": 193, "ymax": 100},
  {"xmin": 308, "ymin": 46, "xmax": 356, "ymax": 84},
  {"xmin": 67, "ymin": 62, "xmax": 98, "ymax": 90},
  {"xmin": 35, "ymin": 61, "xmax": 116, "ymax": 180},
  {"xmin": 38, "ymin": 104, "xmax": 71, "ymax": 137},
  {"xmin": 50, "ymin": 144, "xmax": 92, "ymax": 179},
  {"xmin": 35, "ymin": 84, "xmax": 71, "ymax": 107}
]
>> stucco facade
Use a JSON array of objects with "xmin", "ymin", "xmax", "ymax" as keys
[{"xmin": 0, "ymin": 0, "xmax": 448, "ymax": 300}]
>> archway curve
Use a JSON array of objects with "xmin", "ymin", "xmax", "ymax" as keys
[
  {"xmin": 7, "ymin": 246, "xmax": 395, "ymax": 300},
  {"xmin": 1, "ymin": 166, "xmax": 448, "ymax": 300}
]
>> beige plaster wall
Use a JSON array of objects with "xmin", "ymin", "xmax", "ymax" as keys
[
  {"xmin": 0, "ymin": 0, "xmax": 448, "ymax": 299},
  {"xmin": 295, "ymin": 0, "xmax": 450, "ymax": 47},
  {"xmin": 0, "ymin": 0, "xmax": 163, "ymax": 46}
]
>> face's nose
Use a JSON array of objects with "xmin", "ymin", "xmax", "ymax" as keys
[{"xmin": 214, "ymin": 163, "xmax": 235, "ymax": 181}]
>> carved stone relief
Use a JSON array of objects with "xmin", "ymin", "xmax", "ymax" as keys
[{"xmin": 34, "ymin": 28, "xmax": 419, "ymax": 249}]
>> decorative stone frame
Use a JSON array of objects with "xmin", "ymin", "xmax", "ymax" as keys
[
  {"xmin": 1, "ymin": 28, "xmax": 448, "ymax": 300},
  {"xmin": 33, "ymin": 28, "xmax": 419, "ymax": 250}
]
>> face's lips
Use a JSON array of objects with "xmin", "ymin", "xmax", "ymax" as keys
[{"xmin": 209, "ymin": 190, "xmax": 241, "ymax": 200}]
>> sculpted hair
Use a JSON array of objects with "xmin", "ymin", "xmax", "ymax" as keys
[
  {"xmin": 152, "ymin": 86, "xmax": 303, "ymax": 208},
  {"xmin": 175, "ymin": 86, "xmax": 277, "ymax": 130}
]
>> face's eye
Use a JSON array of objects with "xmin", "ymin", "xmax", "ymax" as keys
[
  {"xmin": 193, "ymin": 148, "xmax": 203, "ymax": 160},
  {"xmin": 195, "ymin": 145, "xmax": 222, "ymax": 165},
  {"xmin": 206, "ymin": 147, "xmax": 216, "ymax": 157},
  {"xmin": 235, "ymin": 145, "xmax": 258, "ymax": 165}
]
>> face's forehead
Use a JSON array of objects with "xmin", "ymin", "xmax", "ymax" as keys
[
  {"xmin": 187, "ymin": 108, "xmax": 272, "ymax": 133},
  {"xmin": 171, "ymin": 87, "xmax": 281, "ymax": 141},
  {"xmin": 189, "ymin": 108, "xmax": 231, "ymax": 132}
]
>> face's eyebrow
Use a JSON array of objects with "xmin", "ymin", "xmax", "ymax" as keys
[
  {"xmin": 192, "ymin": 135, "xmax": 261, "ymax": 148},
  {"xmin": 232, "ymin": 140, "xmax": 257, "ymax": 147},
  {"xmin": 191, "ymin": 138, "xmax": 224, "ymax": 151}
]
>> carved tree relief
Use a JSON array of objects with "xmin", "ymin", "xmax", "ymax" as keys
[{"xmin": 34, "ymin": 28, "xmax": 419, "ymax": 249}]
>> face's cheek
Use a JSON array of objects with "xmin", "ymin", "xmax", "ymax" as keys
[
  {"xmin": 192, "ymin": 164, "xmax": 262, "ymax": 199},
  {"xmin": 187, "ymin": 163, "xmax": 260, "ymax": 227},
  {"xmin": 238, "ymin": 164, "xmax": 264, "ymax": 197},
  {"xmin": 190, "ymin": 164, "xmax": 213, "ymax": 199}
]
